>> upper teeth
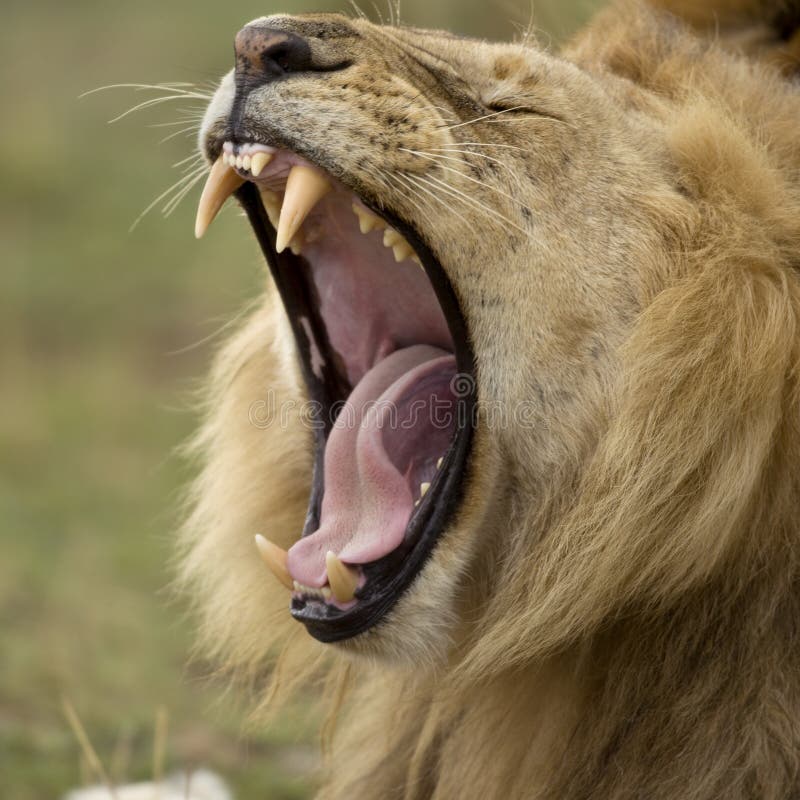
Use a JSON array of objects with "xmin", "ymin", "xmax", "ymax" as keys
[
  {"xmin": 195, "ymin": 143, "xmax": 424, "ymax": 270},
  {"xmin": 352, "ymin": 203, "xmax": 384, "ymax": 235}
]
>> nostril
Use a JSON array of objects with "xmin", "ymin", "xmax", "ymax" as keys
[
  {"xmin": 266, "ymin": 41, "xmax": 305, "ymax": 73},
  {"xmin": 235, "ymin": 27, "xmax": 315, "ymax": 78},
  {"xmin": 262, "ymin": 34, "xmax": 315, "ymax": 74}
]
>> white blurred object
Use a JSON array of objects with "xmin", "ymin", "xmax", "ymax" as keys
[{"xmin": 63, "ymin": 769, "xmax": 233, "ymax": 800}]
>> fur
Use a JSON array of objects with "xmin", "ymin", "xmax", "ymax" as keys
[{"xmin": 180, "ymin": 1, "xmax": 800, "ymax": 797}]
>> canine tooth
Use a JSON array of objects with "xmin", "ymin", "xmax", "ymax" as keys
[
  {"xmin": 325, "ymin": 551, "xmax": 359, "ymax": 603},
  {"xmin": 437, "ymin": 457, "xmax": 443, "ymax": 469},
  {"xmin": 194, "ymin": 156, "xmax": 245, "ymax": 239},
  {"xmin": 254, "ymin": 535, "xmax": 294, "ymax": 590},
  {"xmin": 393, "ymin": 242, "xmax": 415, "ymax": 263},
  {"xmin": 276, "ymin": 165, "xmax": 332, "ymax": 253},
  {"xmin": 420, "ymin": 482, "xmax": 431, "ymax": 497},
  {"xmin": 242, "ymin": 154, "xmax": 252, "ymax": 171},
  {"xmin": 250, "ymin": 152, "xmax": 273, "ymax": 178}
]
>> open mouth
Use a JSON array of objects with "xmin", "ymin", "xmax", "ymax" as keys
[{"xmin": 195, "ymin": 143, "xmax": 476, "ymax": 642}]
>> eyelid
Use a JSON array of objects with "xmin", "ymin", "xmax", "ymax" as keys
[{"xmin": 484, "ymin": 102, "xmax": 530, "ymax": 114}]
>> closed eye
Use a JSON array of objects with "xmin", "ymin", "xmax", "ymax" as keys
[
  {"xmin": 484, "ymin": 102, "xmax": 531, "ymax": 114},
  {"xmin": 483, "ymin": 100, "xmax": 569, "ymax": 125}
]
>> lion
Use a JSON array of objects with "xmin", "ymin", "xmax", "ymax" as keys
[{"xmin": 180, "ymin": 1, "xmax": 800, "ymax": 797}]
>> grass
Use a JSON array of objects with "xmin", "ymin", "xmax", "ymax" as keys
[{"xmin": 0, "ymin": 0, "xmax": 597, "ymax": 796}]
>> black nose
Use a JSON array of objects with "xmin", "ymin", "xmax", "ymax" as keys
[{"xmin": 234, "ymin": 25, "xmax": 314, "ymax": 81}]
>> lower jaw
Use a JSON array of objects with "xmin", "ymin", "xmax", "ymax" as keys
[{"xmin": 237, "ymin": 181, "xmax": 477, "ymax": 643}]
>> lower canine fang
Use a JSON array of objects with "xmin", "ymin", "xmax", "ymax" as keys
[
  {"xmin": 326, "ymin": 551, "xmax": 359, "ymax": 603},
  {"xmin": 255, "ymin": 535, "xmax": 294, "ymax": 590}
]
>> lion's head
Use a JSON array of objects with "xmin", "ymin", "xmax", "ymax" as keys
[{"xmin": 181, "ymin": 2, "xmax": 800, "ymax": 796}]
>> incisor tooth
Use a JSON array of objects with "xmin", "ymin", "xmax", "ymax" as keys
[
  {"xmin": 254, "ymin": 535, "xmax": 294, "ymax": 590},
  {"xmin": 251, "ymin": 151, "xmax": 273, "ymax": 178},
  {"xmin": 235, "ymin": 155, "xmax": 243, "ymax": 169},
  {"xmin": 276, "ymin": 166, "xmax": 332, "ymax": 253},
  {"xmin": 242, "ymin": 154, "xmax": 252, "ymax": 171},
  {"xmin": 326, "ymin": 551, "xmax": 359, "ymax": 603},
  {"xmin": 195, "ymin": 156, "xmax": 245, "ymax": 239}
]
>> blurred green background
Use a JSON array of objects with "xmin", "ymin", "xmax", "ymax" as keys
[{"xmin": 0, "ymin": 0, "xmax": 597, "ymax": 797}]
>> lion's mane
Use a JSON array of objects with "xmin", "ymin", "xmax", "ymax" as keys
[{"xmin": 179, "ymin": 2, "xmax": 800, "ymax": 797}]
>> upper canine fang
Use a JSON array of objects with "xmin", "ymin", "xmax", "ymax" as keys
[
  {"xmin": 276, "ymin": 166, "xmax": 332, "ymax": 253},
  {"xmin": 195, "ymin": 156, "xmax": 246, "ymax": 239}
]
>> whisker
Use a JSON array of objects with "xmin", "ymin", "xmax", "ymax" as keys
[
  {"xmin": 162, "ymin": 170, "xmax": 207, "ymax": 217},
  {"xmin": 174, "ymin": 153, "xmax": 204, "ymax": 169},
  {"xmin": 129, "ymin": 164, "xmax": 206, "ymax": 232},
  {"xmin": 399, "ymin": 150, "xmax": 481, "ymax": 187},
  {"xmin": 159, "ymin": 124, "xmax": 202, "ymax": 144},
  {"xmin": 80, "ymin": 82, "xmax": 213, "ymax": 100},
  {"xmin": 412, "ymin": 171, "xmax": 529, "ymax": 237},
  {"xmin": 417, "ymin": 146, "xmax": 508, "ymax": 166},
  {"xmin": 348, "ymin": 0, "xmax": 369, "ymax": 20},
  {"xmin": 369, "ymin": 0, "xmax": 385, "ymax": 24},
  {"xmin": 434, "ymin": 142, "xmax": 529, "ymax": 153},
  {"xmin": 476, "ymin": 116, "xmax": 571, "ymax": 127},
  {"xmin": 399, "ymin": 173, "xmax": 475, "ymax": 230},
  {"xmin": 422, "ymin": 148, "xmax": 523, "ymax": 187},
  {"xmin": 148, "ymin": 117, "xmax": 205, "ymax": 129},
  {"xmin": 441, "ymin": 106, "xmax": 528, "ymax": 131},
  {"xmin": 400, "ymin": 149, "xmax": 525, "ymax": 209},
  {"xmin": 401, "ymin": 146, "xmax": 527, "ymax": 197},
  {"xmin": 401, "ymin": 147, "xmax": 517, "ymax": 178},
  {"xmin": 162, "ymin": 166, "xmax": 207, "ymax": 215},
  {"xmin": 384, "ymin": 171, "xmax": 437, "ymax": 217},
  {"xmin": 108, "ymin": 94, "xmax": 212, "ymax": 124}
]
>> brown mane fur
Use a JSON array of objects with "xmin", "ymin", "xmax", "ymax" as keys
[{"xmin": 181, "ymin": 1, "xmax": 800, "ymax": 797}]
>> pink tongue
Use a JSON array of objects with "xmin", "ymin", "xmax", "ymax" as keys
[{"xmin": 287, "ymin": 345, "xmax": 453, "ymax": 587}]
